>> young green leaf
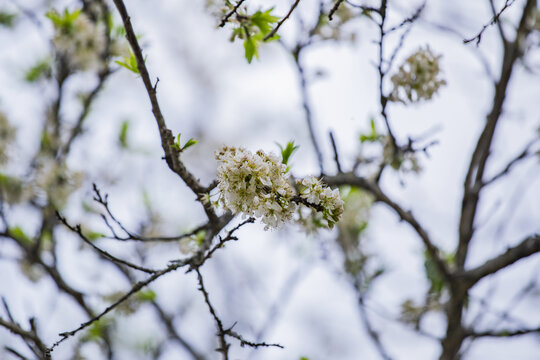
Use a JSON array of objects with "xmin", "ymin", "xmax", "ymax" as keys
[
  {"xmin": 0, "ymin": 11, "xmax": 16, "ymax": 28},
  {"xmin": 25, "ymin": 59, "xmax": 51, "ymax": 82},
  {"xmin": 276, "ymin": 140, "xmax": 299, "ymax": 165},
  {"xmin": 136, "ymin": 289, "xmax": 157, "ymax": 302},
  {"xmin": 115, "ymin": 51, "xmax": 139, "ymax": 74},
  {"xmin": 359, "ymin": 117, "xmax": 382, "ymax": 143},
  {"xmin": 118, "ymin": 120, "xmax": 130, "ymax": 148},
  {"xmin": 9, "ymin": 226, "xmax": 33, "ymax": 247},
  {"xmin": 250, "ymin": 8, "xmax": 279, "ymax": 35},
  {"xmin": 244, "ymin": 36, "xmax": 259, "ymax": 63},
  {"xmin": 182, "ymin": 138, "xmax": 198, "ymax": 151},
  {"xmin": 172, "ymin": 133, "xmax": 198, "ymax": 152}
]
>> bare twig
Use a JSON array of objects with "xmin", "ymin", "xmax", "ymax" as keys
[
  {"xmin": 457, "ymin": 0, "xmax": 536, "ymax": 270},
  {"xmin": 49, "ymin": 261, "xmax": 187, "ymax": 352},
  {"xmin": 386, "ymin": 3, "xmax": 425, "ymax": 71},
  {"xmin": 264, "ymin": 0, "xmax": 301, "ymax": 41},
  {"xmin": 464, "ymin": 0, "xmax": 515, "ymax": 45},
  {"xmin": 329, "ymin": 0, "xmax": 346, "ymax": 20},
  {"xmin": 56, "ymin": 211, "xmax": 158, "ymax": 274},
  {"xmin": 292, "ymin": 47, "xmax": 325, "ymax": 174},
  {"xmin": 483, "ymin": 139, "xmax": 538, "ymax": 186},
  {"xmin": 226, "ymin": 329, "xmax": 283, "ymax": 349},
  {"xmin": 329, "ymin": 131, "xmax": 343, "ymax": 173},
  {"xmin": 194, "ymin": 217, "xmax": 255, "ymax": 268},
  {"xmin": 355, "ymin": 282, "xmax": 393, "ymax": 360},
  {"xmin": 93, "ymin": 183, "xmax": 209, "ymax": 242},
  {"xmin": 109, "ymin": 260, "xmax": 206, "ymax": 360},
  {"xmin": 324, "ymin": 173, "xmax": 451, "ymax": 281},
  {"xmin": 195, "ymin": 268, "xmax": 230, "ymax": 359},
  {"xmin": 465, "ymin": 326, "xmax": 540, "ymax": 338},
  {"xmin": 151, "ymin": 302, "xmax": 207, "ymax": 360},
  {"xmin": 219, "ymin": 0, "xmax": 246, "ymax": 27},
  {"xmin": 111, "ymin": 0, "xmax": 219, "ymax": 224},
  {"xmin": 386, "ymin": 1, "xmax": 425, "ymax": 33},
  {"xmin": 0, "ymin": 316, "xmax": 51, "ymax": 360}
]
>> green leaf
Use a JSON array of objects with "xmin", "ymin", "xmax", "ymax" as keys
[
  {"xmin": 25, "ymin": 59, "xmax": 51, "ymax": 82},
  {"xmin": 118, "ymin": 120, "xmax": 129, "ymax": 148},
  {"xmin": 0, "ymin": 11, "xmax": 16, "ymax": 28},
  {"xmin": 9, "ymin": 226, "xmax": 33, "ymax": 247},
  {"xmin": 194, "ymin": 230, "xmax": 206, "ymax": 246},
  {"xmin": 172, "ymin": 133, "xmax": 182, "ymax": 150},
  {"xmin": 424, "ymin": 250, "xmax": 444, "ymax": 295},
  {"xmin": 136, "ymin": 289, "xmax": 156, "ymax": 302},
  {"xmin": 84, "ymin": 318, "xmax": 112, "ymax": 342},
  {"xmin": 46, "ymin": 8, "xmax": 81, "ymax": 30},
  {"xmin": 115, "ymin": 51, "xmax": 139, "ymax": 74},
  {"xmin": 87, "ymin": 231, "xmax": 105, "ymax": 241},
  {"xmin": 359, "ymin": 117, "xmax": 382, "ymax": 143},
  {"xmin": 276, "ymin": 140, "xmax": 299, "ymax": 165},
  {"xmin": 250, "ymin": 8, "xmax": 279, "ymax": 35},
  {"xmin": 182, "ymin": 138, "xmax": 198, "ymax": 151},
  {"xmin": 173, "ymin": 133, "xmax": 198, "ymax": 152},
  {"xmin": 244, "ymin": 36, "xmax": 259, "ymax": 63}
]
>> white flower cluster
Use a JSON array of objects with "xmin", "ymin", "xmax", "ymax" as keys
[
  {"xmin": 216, "ymin": 146, "xmax": 296, "ymax": 229},
  {"xmin": 215, "ymin": 146, "xmax": 344, "ymax": 230},
  {"xmin": 51, "ymin": 11, "xmax": 106, "ymax": 71},
  {"xmin": 390, "ymin": 46, "xmax": 446, "ymax": 103},
  {"xmin": 297, "ymin": 176, "xmax": 344, "ymax": 229}
]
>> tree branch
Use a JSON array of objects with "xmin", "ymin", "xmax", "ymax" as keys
[
  {"xmin": 324, "ymin": 173, "xmax": 451, "ymax": 281},
  {"xmin": 456, "ymin": 0, "xmax": 536, "ymax": 269},
  {"xmin": 292, "ymin": 47, "xmax": 325, "ymax": 174},
  {"xmin": 111, "ymin": 0, "xmax": 219, "ymax": 223},
  {"xmin": 466, "ymin": 325, "xmax": 540, "ymax": 338},
  {"xmin": 0, "ymin": 317, "xmax": 50, "ymax": 360},
  {"xmin": 463, "ymin": 234, "xmax": 540, "ymax": 287},
  {"xmin": 49, "ymin": 261, "xmax": 187, "ymax": 352},
  {"xmin": 56, "ymin": 211, "xmax": 158, "ymax": 274}
]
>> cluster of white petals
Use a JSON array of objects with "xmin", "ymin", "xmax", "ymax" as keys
[
  {"xmin": 297, "ymin": 176, "xmax": 344, "ymax": 229},
  {"xmin": 215, "ymin": 146, "xmax": 296, "ymax": 229},
  {"xmin": 52, "ymin": 12, "xmax": 106, "ymax": 71},
  {"xmin": 390, "ymin": 46, "xmax": 446, "ymax": 103},
  {"xmin": 215, "ymin": 146, "xmax": 344, "ymax": 231}
]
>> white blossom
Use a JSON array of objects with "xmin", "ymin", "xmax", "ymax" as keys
[
  {"xmin": 51, "ymin": 11, "xmax": 106, "ymax": 71},
  {"xmin": 390, "ymin": 46, "xmax": 446, "ymax": 103},
  {"xmin": 215, "ymin": 146, "xmax": 344, "ymax": 231},
  {"xmin": 297, "ymin": 176, "xmax": 344, "ymax": 229},
  {"xmin": 215, "ymin": 146, "xmax": 296, "ymax": 230},
  {"xmin": 179, "ymin": 237, "xmax": 199, "ymax": 255}
]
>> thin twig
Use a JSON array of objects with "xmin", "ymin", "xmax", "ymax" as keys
[
  {"xmin": 219, "ymin": 0, "xmax": 246, "ymax": 27},
  {"xmin": 329, "ymin": 131, "xmax": 343, "ymax": 173},
  {"xmin": 324, "ymin": 173, "xmax": 451, "ymax": 281},
  {"xmin": 483, "ymin": 139, "xmax": 538, "ymax": 186},
  {"xmin": 329, "ymin": 0, "xmax": 346, "ymax": 20},
  {"xmin": 464, "ymin": 0, "xmax": 515, "ymax": 45},
  {"xmin": 293, "ymin": 47, "xmax": 325, "ymax": 174},
  {"xmin": 194, "ymin": 218, "xmax": 255, "ymax": 268},
  {"xmin": 56, "ymin": 211, "xmax": 158, "ymax": 274},
  {"xmin": 0, "ymin": 317, "xmax": 51, "ymax": 359},
  {"xmin": 49, "ymin": 261, "xmax": 186, "ymax": 352},
  {"xmin": 195, "ymin": 268, "xmax": 230, "ymax": 359},
  {"xmin": 111, "ymin": 0, "xmax": 220, "ymax": 224},
  {"xmin": 264, "ymin": 0, "xmax": 302, "ymax": 41}
]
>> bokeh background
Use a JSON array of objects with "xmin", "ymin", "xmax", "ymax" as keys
[{"xmin": 0, "ymin": 0, "xmax": 539, "ymax": 359}]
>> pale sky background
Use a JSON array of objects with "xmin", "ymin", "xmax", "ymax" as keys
[{"xmin": 0, "ymin": 0, "xmax": 539, "ymax": 359}]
